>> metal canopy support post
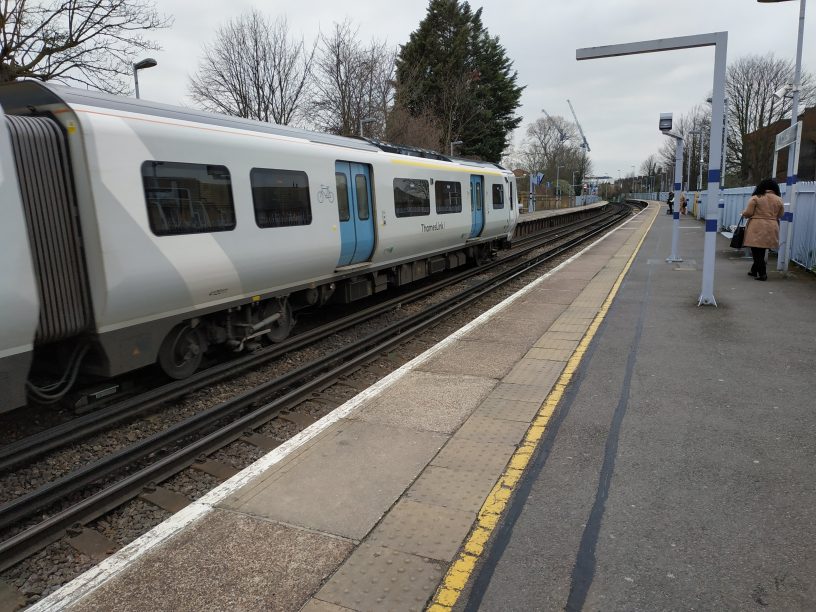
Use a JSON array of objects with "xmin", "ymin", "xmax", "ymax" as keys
[
  {"xmin": 782, "ymin": 0, "xmax": 807, "ymax": 272},
  {"xmin": 577, "ymin": 31, "xmax": 728, "ymax": 306}
]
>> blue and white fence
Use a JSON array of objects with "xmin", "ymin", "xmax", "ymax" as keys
[{"xmin": 632, "ymin": 182, "xmax": 816, "ymax": 273}]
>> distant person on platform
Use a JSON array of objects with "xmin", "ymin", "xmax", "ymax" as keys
[
  {"xmin": 666, "ymin": 191, "xmax": 674, "ymax": 215},
  {"xmin": 679, "ymin": 192, "xmax": 688, "ymax": 215},
  {"xmin": 742, "ymin": 178, "xmax": 785, "ymax": 281}
]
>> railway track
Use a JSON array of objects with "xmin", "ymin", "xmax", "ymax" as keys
[{"xmin": 0, "ymin": 202, "xmax": 635, "ymax": 600}]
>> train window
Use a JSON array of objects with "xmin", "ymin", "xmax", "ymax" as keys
[
  {"xmin": 250, "ymin": 168, "xmax": 312, "ymax": 228},
  {"xmin": 492, "ymin": 184, "xmax": 505, "ymax": 209},
  {"xmin": 393, "ymin": 178, "xmax": 430, "ymax": 217},
  {"xmin": 435, "ymin": 181, "xmax": 462, "ymax": 214},
  {"xmin": 336, "ymin": 172, "xmax": 350, "ymax": 222},
  {"xmin": 355, "ymin": 174, "xmax": 370, "ymax": 221},
  {"xmin": 142, "ymin": 161, "xmax": 236, "ymax": 236}
]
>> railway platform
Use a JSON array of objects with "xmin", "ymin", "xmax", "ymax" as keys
[{"xmin": 30, "ymin": 201, "xmax": 816, "ymax": 611}]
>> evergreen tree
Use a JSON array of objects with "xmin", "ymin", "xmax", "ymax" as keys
[{"xmin": 394, "ymin": 0, "xmax": 523, "ymax": 162}]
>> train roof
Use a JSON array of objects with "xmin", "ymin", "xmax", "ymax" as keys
[
  {"xmin": 0, "ymin": 81, "xmax": 509, "ymax": 173},
  {"xmin": 0, "ymin": 81, "xmax": 380, "ymax": 153}
]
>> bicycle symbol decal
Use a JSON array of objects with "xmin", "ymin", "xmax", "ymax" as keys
[{"xmin": 317, "ymin": 185, "xmax": 334, "ymax": 203}]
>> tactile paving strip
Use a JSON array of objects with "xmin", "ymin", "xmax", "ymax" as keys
[
  {"xmin": 525, "ymin": 347, "xmax": 574, "ymax": 362},
  {"xmin": 473, "ymin": 396, "xmax": 541, "ymax": 422},
  {"xmin": 314, "ymin": 543, "xmax": 444, "ymax": 611},
  {"xmin": 431, "ymin": 437, "xmax": 516, "ymax": 476},
  {"xmin": 533, "ymin": 335, "xmax": 581, "ymax": 351},
  {"xmin": 406, "ymin": 465, "xmax": 500, "ymax": 513},
  {"xmin": 503, "ymin": 358, "xmax": 565, "ymax": 387},
  {"xmin": 489, "ymin": 382, "xmax": 551, "ymax": 403},
  {"xmin": 453, "ymin": 415, "xmax": 530, "ymax": 446},
  {"xmin": 367, "ymin": 499, "xmax": 475, "ymax": 561}
]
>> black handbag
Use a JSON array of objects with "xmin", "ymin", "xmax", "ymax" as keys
[{"xmin": 730, "ymin": 217, "xmax": 746, "ymax": 249}]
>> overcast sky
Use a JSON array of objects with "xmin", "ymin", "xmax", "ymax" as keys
[{"xmin": 139, "ymin": 0, "xmax": 813, "ymax": 179}]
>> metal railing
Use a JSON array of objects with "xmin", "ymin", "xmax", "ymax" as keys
[{"xmin": 631, "ymin": 183, "xmax": 816, "ymax": 273}]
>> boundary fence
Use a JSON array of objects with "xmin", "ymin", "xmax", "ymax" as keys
[{"xmin": 632, "ymin": 183, "xmax": 816, "ymax": 273}]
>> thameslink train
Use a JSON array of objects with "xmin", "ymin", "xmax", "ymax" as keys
[{"xmin": 0, "ymin": 81, "xmax": 519, "ymax": 412}]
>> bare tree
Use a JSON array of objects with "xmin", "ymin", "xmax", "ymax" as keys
[
  {"xmin": 0, "ymin": 0, "xmax": 171, "ymax": 94},
  {"xmin": 309, "ymin": 20, "xmax": 396, "ymax": 138},
  {"xmin": 189, "ymin": 11, "xmax": 315, "ymax": 125},
  {"xmin": 726, "ymin": 54, "xmax": 814, "ymax": 182},
  {"xmin": 385, "ymin": 102, "xmax": 442, "ymax": 150},
  {"xmin": 517, "ymin": 115, "xmax": 581, "ymax": 180}
]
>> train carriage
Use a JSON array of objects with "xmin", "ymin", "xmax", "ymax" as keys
[{"xmin": 0, "ymin": 81, "xmax": 518, "ymax": 412}]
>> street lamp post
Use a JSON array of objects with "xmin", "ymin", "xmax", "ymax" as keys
[
  {"xmin": 450, "ymin": 140, "xmax": 463, "ymax": 156},
  {"xmin": 555, "ymin": 165, "xmax": 565, "ymax": 202},
  {"xmin": 133, "ymin": 58, "xmax": 157, "ymax": 99},
  {"xmin": 758, "ymin": 0, "xmax": 807, "ymax": 272},
  {"xmin": 359, "ymin": 117, "xmax": 376, "ymax": 137}
]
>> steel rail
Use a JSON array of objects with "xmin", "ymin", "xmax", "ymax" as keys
[{"xmin": 0, "ymin": 206, "xmax": 621, "ymax": 472}]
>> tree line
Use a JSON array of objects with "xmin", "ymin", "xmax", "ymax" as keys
[
  {"xmin": 637, "ymin": 54, "xmax": 815, "ymax": 191},
  {"xmin": 0, "ymin": 0, "xmax": 523, "ymax": 163}
]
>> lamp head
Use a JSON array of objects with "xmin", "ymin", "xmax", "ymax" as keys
[{"xmin": 134, "ymin": 58, "xmax": 157, "ymax": 70}]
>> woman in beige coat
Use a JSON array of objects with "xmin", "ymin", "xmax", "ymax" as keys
[{"xmin": 741, "ymin": 178, "xmax": 784, "ymax": 281}]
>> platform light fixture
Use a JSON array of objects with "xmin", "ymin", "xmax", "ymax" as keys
[
  {"xmin": 450, "ymin": 140, "xmax": 463, "ymax": 156},
  {"xmin": 133, "ymin": 58, "xmax": 157, "ymax": 99},
  {"xmin": 359, "ymin": 117, "xmax": 376, "ymax": 137}
]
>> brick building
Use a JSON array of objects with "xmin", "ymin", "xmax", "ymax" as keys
[{"xmin": 743, "ymin": 106, "xmax": 816, "ymax": 184}]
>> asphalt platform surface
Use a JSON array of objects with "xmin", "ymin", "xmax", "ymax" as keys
[{"xmin": 458, "ymin": 205, "xmax": 816, "ymax": 611}]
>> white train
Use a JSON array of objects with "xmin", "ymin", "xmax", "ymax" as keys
[{"xmin": 0, "ymin": 81, "xmax": 519, "ymax": 412}]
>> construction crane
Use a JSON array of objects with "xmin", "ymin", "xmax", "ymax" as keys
[
  {"xmin": 566, "ymin": 99, "xmax": 591, "ymax": 153},
  {"xmin": 540, "ymin": 108, "xmax": 569, "ymax": 143}
]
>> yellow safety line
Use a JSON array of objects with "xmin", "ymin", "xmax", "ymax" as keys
[{"xmin": 427, "ymin": 205, "xmax": 658, "ymax": 611}]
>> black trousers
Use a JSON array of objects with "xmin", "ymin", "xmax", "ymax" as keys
[{"xmin": 750, "ymin": 247, "xmax": 767, "ymax": 277}]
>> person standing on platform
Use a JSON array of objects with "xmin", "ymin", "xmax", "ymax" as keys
[
  {"xmin": 666, "ymin": 191, "xmax": 674, "ymax": 215},
  {"xmin": 679, "ymin": 192, "xmax": 687, "ymax": 215},
  {"xmin": 741, "ymin": 178, "xmax": 785, "ymax": 281}
]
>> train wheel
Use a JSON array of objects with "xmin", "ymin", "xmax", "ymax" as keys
[
  {"xmin": 157, "ymin": 323, "xmax": 205, "ymax": 379},
  {"xmin": 262, "ymin": 300, "xmax": 294, "ymax": 343}
]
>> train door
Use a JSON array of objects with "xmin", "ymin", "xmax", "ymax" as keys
[
  {"xmin": 469, "ymin": 175, "xmax": 484, "ymax": 238},
  {"xmin": 335, "ymin": 161, "xmax": 375, "ymax": 267}
]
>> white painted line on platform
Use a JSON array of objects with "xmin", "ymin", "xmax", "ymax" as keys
[{"xmin": 31, "ymin": 206, "xmax": 648, "ymax": 611}]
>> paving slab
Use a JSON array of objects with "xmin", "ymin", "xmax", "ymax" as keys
[
  {"xmin": 417, "ymin": 340, "xmax": 523, "ymax": 379},
  {"xmin": 351, "ymin": 370, "xmax": 496, "ymax": 434},
  {"xmin": 489, "ymin": 381, "xmax": 552, "ymax": 403},
  {"xmin": 313, "ymin": 544, "xmax": 444, "ymax": 612},
  {"xmin": 502, "ymin": 357, "xmax": 566, "ymax": 387},
  {"xmin": 473, "ymin": 395, "xmax": 542, "ymax": 423},
  {"xmin": 462, "ymin": 307, "xmax": 565, "ymax": 345},
  {"xmin": 430, "ymin": 437, "xmax": 517, "ymax": 476},
  {"xmin": 451, "ymin": 414, "xmax": 530, "ymax": 446},
  {"xmin": 69, "ymin": 509, "xmax": 353, "ymax": 612},
  {"xmin": 406, "ymin": 465, "xmax": 501, "ymax": 513},
  {"xmin": 367, "ymin": 499, "xmax": 475, "ymax": 561},
  {"xmin": 220, "ymin": 419, "xmax": 447, "ymax": 540},
  {"xmin": 518, "ymin": 287, "xmax": 582, "ymax": 305},
  {"xmin": 300, "ymin": 599, "xmax": 355, "ymax": 612}
]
